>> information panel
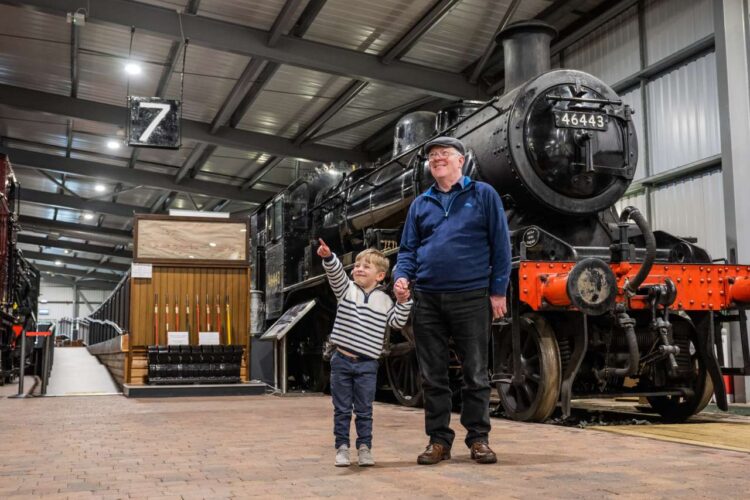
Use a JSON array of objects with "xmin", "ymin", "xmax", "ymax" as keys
[{"xmin": 259, "ymin": 300, "xmax": 316, "ymax": 341}]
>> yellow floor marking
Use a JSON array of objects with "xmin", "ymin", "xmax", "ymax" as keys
[{"xmin": 592, "ymin": 422, "xmax": 750, "ymax": 453}]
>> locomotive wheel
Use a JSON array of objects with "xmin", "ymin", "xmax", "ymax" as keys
[
  {"xmin": 385, "ymin": 343, "xmax": 423, "ymax": 407},
  {"xmin": 646, "ymin": 331, "xmax": 713, "ymax": 422},
  {"xmin": 496, "ymin": 313, "xmax": 561, "ymax": 422}
]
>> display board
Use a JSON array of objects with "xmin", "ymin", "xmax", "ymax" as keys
[
  {"xmin": 259, "ymin": 300, "xmax": 316, "ymax": 341},
  {"xmin": 134, "ymin": 215, "xmax": 249, "ymax": 267}
]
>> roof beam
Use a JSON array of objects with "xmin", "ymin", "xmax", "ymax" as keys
[
  {"xmin": 36, "ymin": 169, "xmax": 81, "ymax": 198},
  {"xmin": 209, "ymin": 58, "xmax": 266, "ymax": 134},
  {"xmin": 381, "ymin": 0, "xmax": 461, "ymax": 64},
  {"xmin": 468, "ymin": 0, "xmax": 521, "ymax": 84},
  {"xmin": 18, "ymin": 234, "xmax": 132, "ymax": 259},
  {"xmin": 22, "ymin": 188, "xmax": 145, "ymax": 219},
  {"xmin": 69, "ymin": 22, "xmax": 80, "ymax": 97},
  {"xmin": 240, "ymin": 157, "xmax": 284, "ymax": 190},
  {"xmin": 23, "ymin": 251, "xmax": 130, "ymax": 272},
  {"xmin": 41, "ymin": 275, "xmax": 117, "ymax": 289},
  {"xmin": 34, "ymin": 263, "xmax": 122, "ymax": 282},
  {"xmin": 2, "ymin": 0, "xmax": 485, "ymax": 100},
  {"xmin": 0, "ymin": 84, "xmax": 371, "ymax": 163},
  {"xmin": 309, "ymin": 96, "xmax": 437, "ymax": 143},
  {"xmin": 268, "ymin": 0, "xmax": 304, "ymax": 47},
  {"xmin": 229, "ymin": 62, "xmax": 280, "ymax": 129},
  {"xmin": 150, "ymin": 191, "xmax": 174, "ymax": 213},
  {"xmin": 228, "ymin": 0, "xmax": 327, "ymax": 129},
  {"xmin": 174, "ymin": 143, "xmax": 217, "ymax": 183},
  {"xmin": 19, "ymin": 216, "xmax": 132, "ymax": 245},
  {"xmin": 295, "ymin": 80, "xmax": 369, "ymax": 145},
  {"xmin": 3, "ymin": 147, "xmax": 270, "ymax": 203}
]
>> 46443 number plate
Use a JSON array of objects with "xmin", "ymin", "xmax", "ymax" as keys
[{"xmin": 553, "ymin": 111, "xmax": 608, "ymax": 131}]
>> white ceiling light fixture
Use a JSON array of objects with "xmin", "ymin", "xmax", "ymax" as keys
[
  {"xmin": 83, "ymin": 212, "xmax": 95, "ymax": 220},
  {"xmin": 106, "ymin": 139, "xmax": 121, "ymax": 150},
  {"xmin": 94, "ymin": 183, "xmax": 106, "ymax": 192},
  {"xmin": 124, "ymin": 62, "xmax": 142, "ymax": 75},
  {"xmin": 54, "ymin": 260, "xmax": 63, "ymax": 266},
  {"xmin": 208, "ymin": 242, "xmax": 217, "ymax": 247}
]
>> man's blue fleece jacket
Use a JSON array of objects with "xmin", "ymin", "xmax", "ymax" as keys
[{"xmin": 393, "ymin": 177, "xmax": 512, "ymax": 296}]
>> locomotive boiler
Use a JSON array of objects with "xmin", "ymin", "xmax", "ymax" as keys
[{"xmin": 251, "ymin": 21, "xmax": 750, "ymax": 422}]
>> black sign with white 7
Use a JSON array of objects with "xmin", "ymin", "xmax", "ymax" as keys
[{"xmin": 127, "ymin": 96, "xmax": 181, "ymax": 149}]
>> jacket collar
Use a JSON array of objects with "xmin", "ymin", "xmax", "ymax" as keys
[{"xmin": 425, "ymin": 175, "xmax": 473, "ymax": 197}]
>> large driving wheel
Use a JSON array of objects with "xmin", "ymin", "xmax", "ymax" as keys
[
  {"xmin": 647, "ymin": 319, "xmax": 713, "ymax": 422},
  {"xmin": 496, "ymin": 313, "xmax": 561, "ymax": 422},
  {"xmin": 385, "ymin": 342, "xmax": 423, "ymax": 407}
]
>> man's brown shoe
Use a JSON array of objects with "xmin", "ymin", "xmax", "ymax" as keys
[
  {"xmin": 470, "ymin": 442, "xmax": 497, "ymax": 464},
  {"xmin": 417, "ymin": 443, "xmax": 451, "ymax": 465}
]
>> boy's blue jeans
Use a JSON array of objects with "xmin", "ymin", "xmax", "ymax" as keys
[{"xmin": 330, "ymin": 351, "xmax": 379, "ymax": 449}]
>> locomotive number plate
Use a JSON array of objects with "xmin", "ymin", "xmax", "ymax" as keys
[{"xmin": 553, "ymin": 111, "xmax": 607, "ymax": 131}]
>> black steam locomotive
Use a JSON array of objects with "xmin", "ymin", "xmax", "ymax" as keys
[
  {"xmin": 0, "ymin": 154, "xmax": 41, "ymax": 385},
  {"xmin": 251, "ymin": 21, "xmax": 750, "ymax": 422}
]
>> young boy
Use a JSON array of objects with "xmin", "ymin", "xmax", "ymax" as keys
[{"xmin": 317, "ymin": 238, "xmax": 412, "ymax": 467}]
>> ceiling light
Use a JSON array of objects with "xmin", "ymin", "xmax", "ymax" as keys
[
  {"xmin": 124, "ymin": 62, "xmax": 142, "ymax": 75},
  {"xmin": 240, "ymin": 228, "xmax": 247, "ymax": 233},
  {"xmin": 54, "ymin": 260, "xmax": 63, "ymax": 266},
  {"xmin": 106, "ymin": 139, "xmax": 121, "ymax": 150},
  {"xmin": 40, "ymin": 299, "xmax": 48, "ymax": 304},
  {"xmin": 208, "ymin": 242, "xmax": 217, "ymax": 247},
  {"xmin": 189, "ymin": 255, "xmax": 195, "ymax": 259},
  {"xmin": 64, "ymin": 249, "xmax": 70, "ymax": 254},
  {"xmin": 83, "ymin": 212, "xmax": 94, "ymax": 220},
  {"xmin": 94, "ymin": 183, "xmax": 106, "ymax": 192}
]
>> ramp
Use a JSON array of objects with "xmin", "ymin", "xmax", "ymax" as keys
[{"xmin": 45, "ymin": 347, "xmax": 121, "ymax": 396}]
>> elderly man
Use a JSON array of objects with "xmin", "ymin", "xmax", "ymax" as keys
[{"xmin": 393, "ymin": 136, "xmax": 511, "ymax": 465}]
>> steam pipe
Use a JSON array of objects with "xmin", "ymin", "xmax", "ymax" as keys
[
  {"xmin": 595, "ymin": 312, "xmax": 639, "ymax": 378},
  {"xmin": 620, "ymin": 206, "xmax": 656, "ymax": 295}
]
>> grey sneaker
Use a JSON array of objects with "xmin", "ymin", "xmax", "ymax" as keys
[
  {"xmin": 335, "ymin": 444, "xmax": 350, "ymax": 467},
  {"xmin": 358, "ymin": 444, "xmax": 374, "ymax": 467}
]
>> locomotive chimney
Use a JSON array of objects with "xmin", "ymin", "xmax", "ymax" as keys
[{"xmin": 495, "ymin": 20, "xmax": 558, "ymax": 92}]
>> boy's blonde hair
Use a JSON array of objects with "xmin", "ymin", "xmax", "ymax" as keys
[{"xmin": 355, "ymin": 248, "xmax": 390, "ymax": 275}]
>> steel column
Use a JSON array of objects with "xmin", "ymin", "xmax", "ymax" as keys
[{"xmin": 714, "ymin": 0, "xmax": 750, "ymax": 402}]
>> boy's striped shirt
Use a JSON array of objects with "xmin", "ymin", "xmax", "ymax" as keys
[{"xmin": 323, "ymin": 254, "xmax": 412, "ymax": 359}]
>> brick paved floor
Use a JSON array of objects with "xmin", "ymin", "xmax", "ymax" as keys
[{"xmin": 0, "ymin": 394, "xmax": 748, "ymax": 499}]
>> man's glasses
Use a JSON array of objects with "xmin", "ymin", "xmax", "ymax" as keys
[{"xmin": 427, "ymin": 150, "xmax": 459, "ymax": 160}]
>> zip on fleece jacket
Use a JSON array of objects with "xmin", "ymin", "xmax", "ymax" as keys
[
  {"xmin": 393, "ymin": 177, "xmax": 511, "ymax": 296},
  {"xmin": 323, "ymin": 254, "xmax": 413, "ymax": 359}
]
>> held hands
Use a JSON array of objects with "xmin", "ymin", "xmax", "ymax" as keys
[
  {"xmin": 316, "ymin": 238, "xmax": 332, "ymax": 259},
  {"xmin": 490, "ymin": 295, "xmax": 507, "ymax": 320},
  {"xmin": 394, "ymin": 277, "xmax": 410, "ymax": 303}
]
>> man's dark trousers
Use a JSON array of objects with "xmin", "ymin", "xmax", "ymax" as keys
[
  {"xmin": 413, "ymin": 288, "xmax": 491, "ymax": 448},
  {"xmin": 330, "ymin": 351, "xmax": 379, "ymax": 449}
]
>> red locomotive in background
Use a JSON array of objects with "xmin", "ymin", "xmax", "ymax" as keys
[{"xmin": 0, "ymin": 153, "xmax": 41, "ymax": 385}]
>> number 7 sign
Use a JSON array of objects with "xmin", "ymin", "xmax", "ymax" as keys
[{"xmin": 127, "ymin": 96, "xmax": 181, "ymax": 149}]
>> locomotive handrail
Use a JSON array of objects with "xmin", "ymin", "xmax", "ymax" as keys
[
  {"xmin": 304, "ymin": 158, "xmax": 412, "ymax": 217},
  {"xmin": 545, "ymin": 95, "xmax": 622, "ymax": 106}
]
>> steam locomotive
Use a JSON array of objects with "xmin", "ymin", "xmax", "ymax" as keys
[
  {"xmin": 0, "ymin": 154, "xmax": 41, "ymax": 385},
  {"xmin": 250, "ymin": 21, "xmax": 750, "ymax": 422}
]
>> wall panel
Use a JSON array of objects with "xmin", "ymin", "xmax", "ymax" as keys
[
  {"xmin": 564, "ymin": 5, "xmax": 640, "ymax": 85},
  {"xmin": 644, "ymin": 0, "xmax": 714, "ymax": 64},
  {"xmin": 646, "ymin": 52, "xmax": 720, "ymax": 174},
  {"xmin": 650, "ymin": 169, "xmax": 726, "ymax": 259}
]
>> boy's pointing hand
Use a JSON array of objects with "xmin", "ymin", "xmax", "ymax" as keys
[{"xmin": 316, "ymin": 238, "xmax": 332, "ymax": 259}]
